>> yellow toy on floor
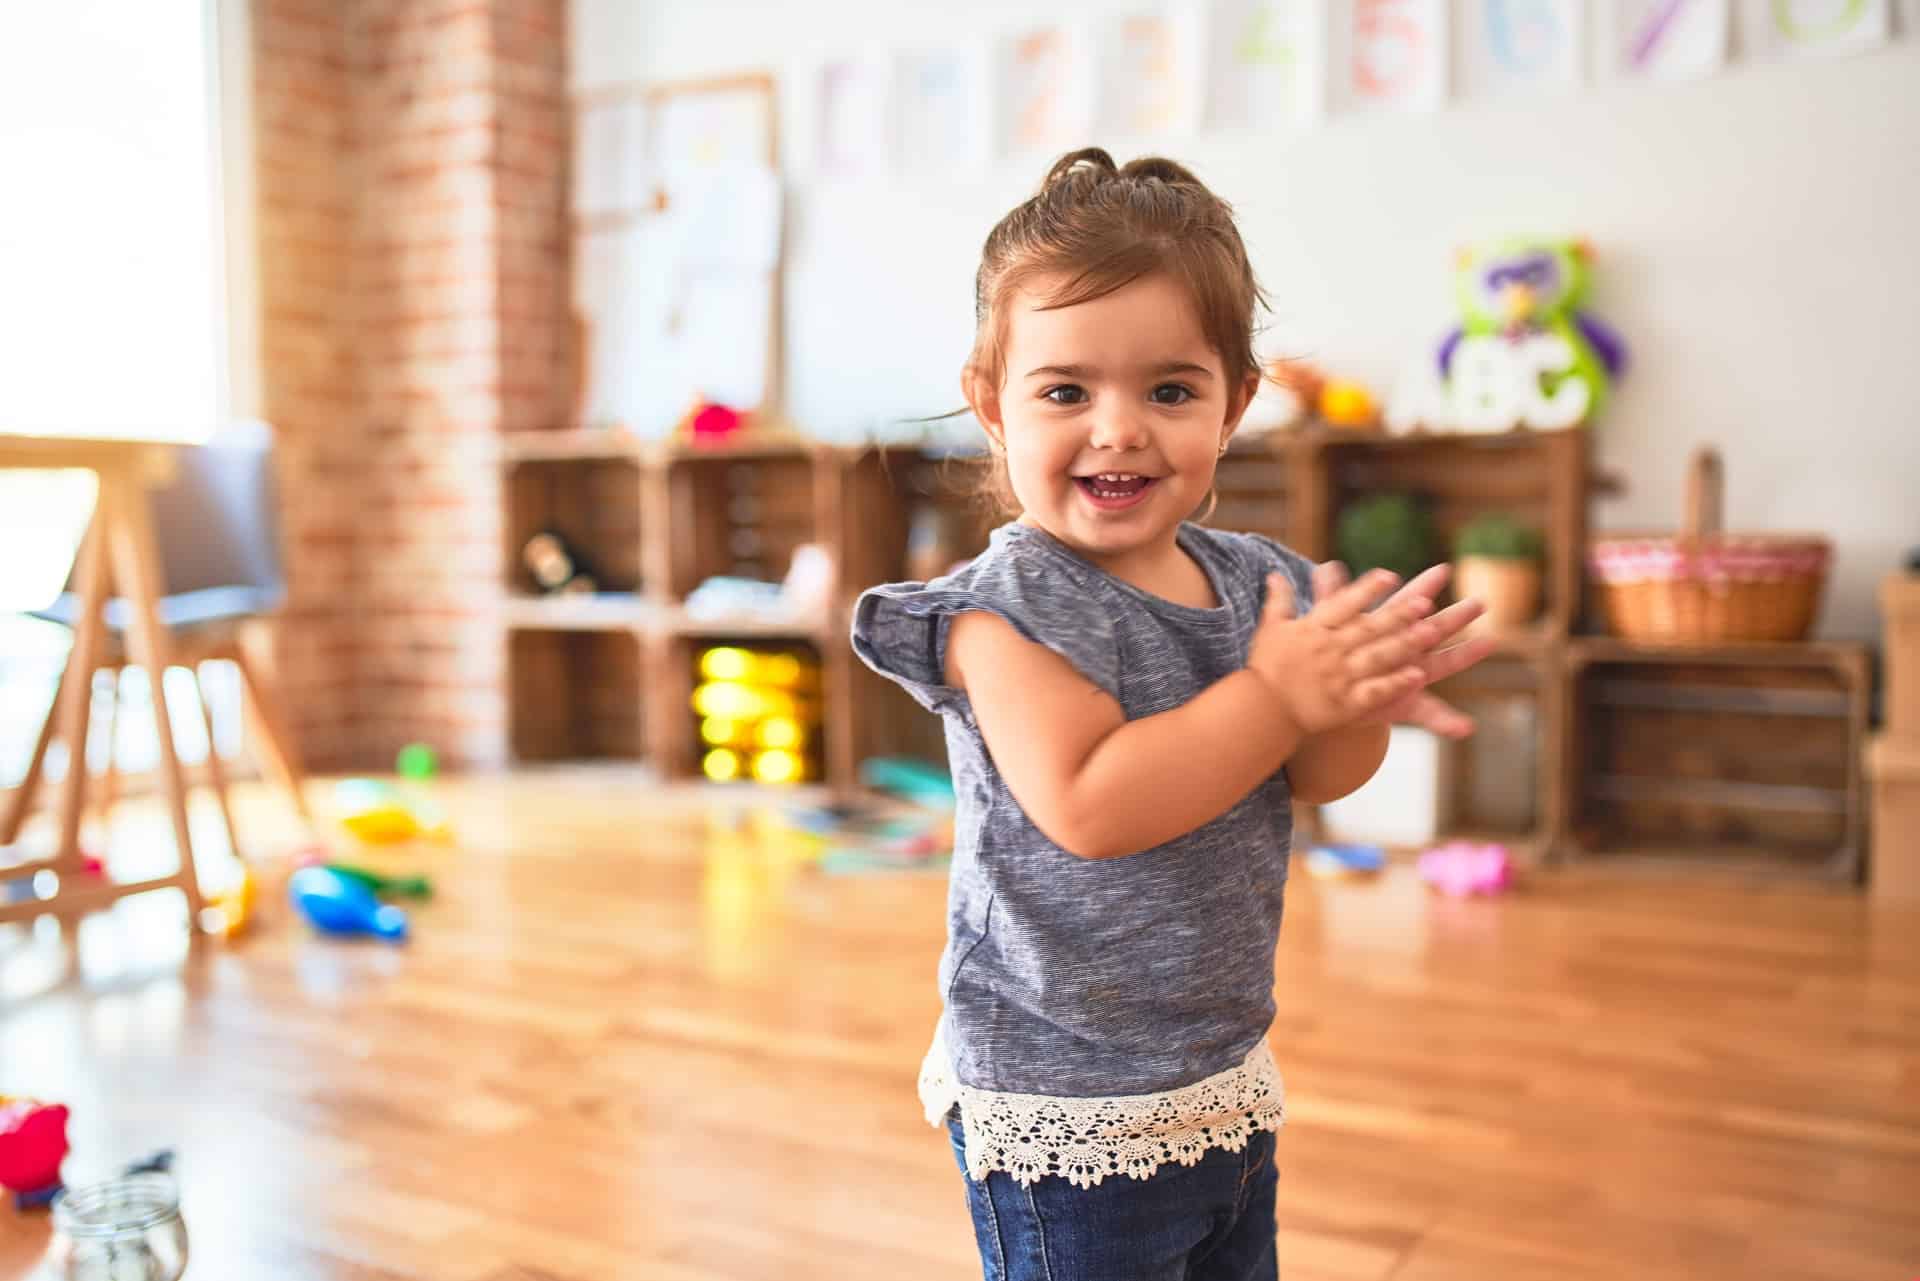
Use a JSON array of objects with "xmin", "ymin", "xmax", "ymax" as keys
[
  {"xmin": 200, "ymin": 866, "xmax": 258, "ymax": 940},
  {"xmin": 333, "ymin": 744, "xmax": 453, "ymax": 845}
]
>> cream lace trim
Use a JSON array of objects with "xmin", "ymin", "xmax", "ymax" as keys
[{"xmin": 919, "ymin": 1029, "xmax": 1286, "ymax": 1189}]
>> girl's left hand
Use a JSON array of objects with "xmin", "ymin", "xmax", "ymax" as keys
[{"xmin": 1310, "ymin": 560, "xmax": 1494, "ymax": 740}]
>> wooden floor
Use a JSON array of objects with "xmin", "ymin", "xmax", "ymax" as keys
[{"xmin": 3, "ymin": 772, "xmax": 1918, "ymax": 1280}]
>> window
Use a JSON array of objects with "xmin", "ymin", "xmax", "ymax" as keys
[{"xmin": 0, "ymin": 1, "xmax": 254, "ymax": 786}]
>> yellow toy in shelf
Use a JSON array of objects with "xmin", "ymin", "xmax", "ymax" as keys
[{"xmin": 694, "ymin": 646, "xmax": 822, "ymax": 784}]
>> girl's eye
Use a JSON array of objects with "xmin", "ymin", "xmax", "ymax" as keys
[
  {"xmin": 1150, "ymin": 383, "xmax": 1195, "ymax": 406},
  {"xmin": 1042, "ymin": 385, "xmax": 1087, "ymax": 405}
]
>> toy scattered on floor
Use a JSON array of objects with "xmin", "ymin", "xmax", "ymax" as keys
[
  {"xmin": 396, "ymin": 741, "xmax": 437, "ymax": 782},
  {"xmin": 289, "ymin": 866, "xmax": 409, "ymax": 942},
  {"xmin": 859, "ymin": 757, "xmax": 957, "ymax": 808},
  {"xmin": 1305, "ymin": 843, "xmax": 1387, "ymax": 880},
  {"xmin": 3, "ymin": 855, "xmax": 105, "ymax": 905},
  {"xmin": 333, "ymin": 744, "xmax": 450, "ymax": 844},
  {"xmin": 316, "ymin": 863, "xmax": 432, "ymax": 899},
  {"xmin": 121, "ymin": 1149, "xmax": 175, "ymax": 1177},
  {"xmin": 334, "ymin": 780, "xmax": 445, "ymax": 844},
  {"xmin": 778, "ymin": 763, "xmax": 956, "ymax": 875},
  {"xmin": 0, "ymin": 1095, "xmax": 69, "ymax": 1209},
  {"xmin": 1417, "ymin": 840, "xmax": 1516, "ymax": 897},
  {"xmin": 201, "ymin": 865, "xmax": 259, "ymax": 941},
  {"xmin": 777, "ymin": 758, "xmax": 958, "ymax": 875}
]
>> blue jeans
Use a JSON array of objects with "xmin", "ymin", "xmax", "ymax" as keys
[{"xmin": 947, "ymin": 1111, "xmax": 1279, "ymax": 1281}]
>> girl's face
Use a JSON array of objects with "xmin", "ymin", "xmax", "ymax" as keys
[{"xmin": 973, "ymin": 272, "xmax": 1253, "ymax": 568}]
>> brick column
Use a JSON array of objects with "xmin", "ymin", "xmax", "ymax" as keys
[
  {"xmin": 253, "ymin": 0, "xmax": 568, "ymax": 771},
  {"xmin": 254, "ymin": 0, "xmax": 362, "ymax": 772}
]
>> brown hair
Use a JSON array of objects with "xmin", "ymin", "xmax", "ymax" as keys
[{"xmin": 963, "ymin": 148, "xmax": 1267, "ymax": 513}]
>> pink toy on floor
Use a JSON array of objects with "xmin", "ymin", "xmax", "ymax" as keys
[
  {"xmin": 1417, "ymin": 841, "xmax": 1515, "ymax": 897},
  {"xmin": 0, "ymin": 1097, "xmax": 69, "ymax": 1207}
]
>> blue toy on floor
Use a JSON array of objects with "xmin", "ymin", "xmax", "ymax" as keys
[{"xmin": 289, "ymin": 866, "xmax": 409, "ymax": 942}]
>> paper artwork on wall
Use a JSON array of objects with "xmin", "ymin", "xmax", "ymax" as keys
[
  {"xmin": 1094, "ymin": 11, "xmax": 1203, "ymax": 137},
  {"xmin": 1608, "ymin": 0, "xmax": 1729, "ymax": 79},
  {"xmin": 1462, "ymin": 0, "xmax": 1585, "ymax": 97},
  {"xmin": 895, "ymin": 45, "xmax": 993, "ymax": 176},
  {"xmin": 579, "ymin": 170, "xmax": 782, "ymax": 432},
  {"xmin": 1744, "ymin": 0, "xmax": 1891, "ymax": 58},
  {"xmin": 816, "ymin": 56, "xmax": 891, "ymax": 180},
  {"xmin": 1330, "ymin": 0, "xmax": 1448, "ymax": 115},
  {"xmin": 655, "ymin": 85, "xmax": 774, "ymax": 191},
  {"xmin": 999, "ymin": 26, "xmax": 1094, "ymax": 154},
  {"xmin": 1206, "ymin": 0, "xmax": 1322, "ymax": 130},
  {"xmin": 573, "ymin": 96, "xmax": 651, "ymax": 219}
]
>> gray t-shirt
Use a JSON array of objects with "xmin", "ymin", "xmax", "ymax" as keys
[{"xmin": 853, "ymin": 520, "xmax": 1316, "ymax": 1099}]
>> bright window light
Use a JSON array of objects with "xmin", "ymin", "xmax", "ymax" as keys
[{"xmin": 0, "ymin": 3, "xmax": 226, "ymax": 441}]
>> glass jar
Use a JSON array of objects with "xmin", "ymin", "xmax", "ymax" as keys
[{"xmin": 49, "ymin": 1172, "xmax": 189, "ymax": 1281}]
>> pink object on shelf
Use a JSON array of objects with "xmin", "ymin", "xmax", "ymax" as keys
[
  {"xmin": 1417, "ymin": 841, "xmax": 1515, "ymax": 897},
  {"xmin": 689, "ymin": 402, "xmax": 745, "ymax": 446}
]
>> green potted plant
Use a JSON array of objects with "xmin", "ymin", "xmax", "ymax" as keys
[
  {"xmin": 1453, "ymin": 511, "xmax": 1545, "ymax": 631},
  {"xmin": 1335, "ymin": 494, "xmax": 1438, "ymax": 584}
]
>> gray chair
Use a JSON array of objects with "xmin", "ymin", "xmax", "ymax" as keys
[{"xmin": 2, "ymin": 422, "xmax": 310, "ymax": 855}]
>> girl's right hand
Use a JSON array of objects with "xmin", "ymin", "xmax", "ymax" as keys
[{"xmin": 1246, "ymin": 564, "xmax": 1465, "ymax": 737}]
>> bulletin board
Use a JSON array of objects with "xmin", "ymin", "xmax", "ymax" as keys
[{"xmin": 570, "ymin": 73, "xmax": 783, "ymax": 435}]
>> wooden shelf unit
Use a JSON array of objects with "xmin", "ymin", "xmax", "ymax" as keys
[
  {"xmin": 1281, "ymin": 426, "xmax": 1589, "ymax": 857},
  {"xmin": 497, "ymin": 424, "xmax": 1872, "ymax": 880},
  {"xmin": 1268, "ymin": 426, "xmax": 1866, "ymax": 878},
  {"xmin": 1561, "ymin": 638, "xmax": 1870, "ymax": 880},
  {"xmin": 500, "ymin": 437, "xmax": 922, "ymax": 786}
]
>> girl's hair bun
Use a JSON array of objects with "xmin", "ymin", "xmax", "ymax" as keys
[
  {"xmin": 1039, "ymin": 147, "xmax": 1120, "ymax": 192},
  {"xmin": 1118, "ymin": 156, "xmax": 1202, "ymax": 186}
]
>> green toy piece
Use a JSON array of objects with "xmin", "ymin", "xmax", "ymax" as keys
[
  {"xmin": 324, "ymin": 863, "xmax": 434, "ymax": 899},
  {"xmin": 396, "ymin": 742, "xmax": 438, "ymax": 781}
]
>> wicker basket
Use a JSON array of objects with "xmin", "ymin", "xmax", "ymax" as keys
[{"xmin": 1589, "ymin": 447, "xmax": 1830, "ymax": 643}]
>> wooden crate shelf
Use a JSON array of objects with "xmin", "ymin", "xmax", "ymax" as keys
[
  {"xmin": 1280, "ymin": 425, "xmax": 1588, "ymax": 637},
  {"xmin": 492, "ymin": 424, "xmax": 1875, "ymax": 884},
  {"xmin": 1560, "ymin": 638, "xmax": 1870, "ymax": 880},
  {"xmin": 508, "ymin": 627, "xmax": 647, "ymax": 765},
  {"xmin": 505, "ymin": 456, "xmax": 643, "ymax": 597},
  {"xmin": 498, "ymin": 436, "xmax": 895, "ymax": 787},
  {"xmin": 504, "ymin": 592, "xmax": 659, "ymax": 631}
]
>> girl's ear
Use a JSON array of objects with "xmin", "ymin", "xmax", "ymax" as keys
[
  {"xmin": 1219, "ymin": 370, "xmax": 1262, "ymax": 449},
  {"xmin": 963, "ymin": 367, "xmax": 1006, "ymax": 450}
]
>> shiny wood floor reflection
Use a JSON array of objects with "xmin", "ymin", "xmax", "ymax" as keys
[{"xmin": 3, "ymin": 772, "xmax": 1917, "ymax": 1280}]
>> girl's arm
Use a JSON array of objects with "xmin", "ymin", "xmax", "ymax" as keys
[
  {"xmin": 949, "ymin": 567, "xmax": 1466, "ymax": 860},
  {"xmin": 947, "ymin": 609, "xmax": 1304, "ymax": 860},
  {"xmin": 1285, "ymin": 723, "xmax": 1391, "ymax": 805}
]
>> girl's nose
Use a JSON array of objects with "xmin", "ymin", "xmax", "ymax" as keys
[{"xmin": 1087, "ymin": 408, "xmax": 1149, "ymax": 452}]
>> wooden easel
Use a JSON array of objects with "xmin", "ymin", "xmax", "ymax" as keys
[{"xmin": 0, "ymin": 435, "xmax": 202, "ymax": 931}]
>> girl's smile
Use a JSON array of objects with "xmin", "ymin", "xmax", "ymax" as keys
[{"xmin": 1074, "ymin": 471, "xmax": 1159, "ymax": 509}]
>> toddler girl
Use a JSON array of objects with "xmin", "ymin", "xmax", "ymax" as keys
[{"xmin": 854, "ymin": 149, "xmax": 1493, "ymax": 1280}]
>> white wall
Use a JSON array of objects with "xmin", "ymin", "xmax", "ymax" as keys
[{"xmin": 573, "ymin": 1, "xmax": 1920, "ymax": 640}]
